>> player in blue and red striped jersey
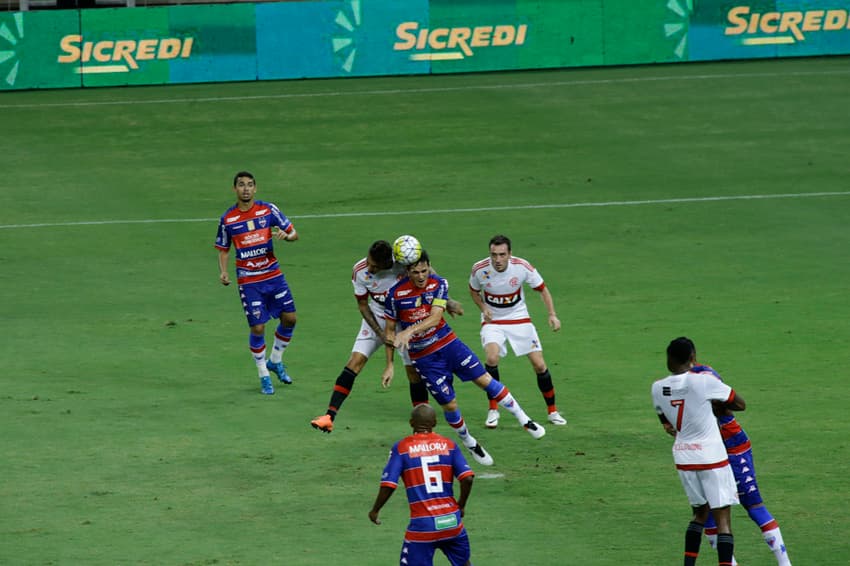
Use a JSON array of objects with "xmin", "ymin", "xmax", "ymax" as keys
[
  {"xmin": 689, "ymin": 356, "xmax": 792, "ymax": 566},
  {"xmin": 215, "ymin": 171, "xmax": 298, "ymax": 395},
  {"xmin": 384, "ymin": 251, "xmax": 546, "ymax": 468},
  {"xmin": 369, "ymin": 404, "xmax": 475, "ymax": 566}
]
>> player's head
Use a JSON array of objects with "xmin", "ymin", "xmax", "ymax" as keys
[
  {"xmin": 232, "ymin": 171, "xmax": 256, "ymax": 204},
  {"xmin": 366, "ymin": 240, "xmax": 394, "ymax": 273},
  {"xmin": 410, "ymin": 404, "xmax": 437, "ymax": 433},
  {"xmin": 406, "ymin": 250, "xmax": 431, "ymax": 289},
  {"xmin": 667, "ymin": 337, "xmax": 696, "ymax": 372},
  {"xmin": 489, "ymin": 234, "xmax": 512, "ymax": 272}
]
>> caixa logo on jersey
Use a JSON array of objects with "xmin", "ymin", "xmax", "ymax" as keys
[
  {"xmin": 57, "ymin": 34, "xmax": 195, "ymax": 75},
  {"xmin": 394, "ymin": 22, "xmax": 528, "ymax": 61}
]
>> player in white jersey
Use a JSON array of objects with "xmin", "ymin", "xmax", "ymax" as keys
[
  {"xmin": 311, "ymin": 240, "xmax": 461, "ymax": 433},
  {"xmin": 651, "ymin": 337, "xmax": 746, "ymax": 566},
  {"xmin": 468, "ymin": 235, "xmax": 566, "ymax": 428}
]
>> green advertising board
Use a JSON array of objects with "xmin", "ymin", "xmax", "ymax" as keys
[
  {"xmin": 0, "ymin": 11, "xmax": 81, "ymax": 90},
  {"xmin": 2, "ymin": 0, "xmax": 850, "ymax": 91}
]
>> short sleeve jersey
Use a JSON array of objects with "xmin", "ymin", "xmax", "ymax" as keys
[
  {"xmin": 651, "ymin": 371, "xmax": 736, "ymax": 470},
  {"xmin": 351, "ymin": 259, "xmax": 406, "ymax": 319},
  {"xmin": 380, "ymin": 431, "xmax": 474, "ymax": 542},
  {"xmin": 215, "ymin": 200, "xmax": 293, "ymax": 285},
  {"xmin": 468, "ymin": 256, "xmax": 544, "ymax": 323},
  {"xmin": 384, "ymin": 274, "xmax": 457, "ymax": 359}
]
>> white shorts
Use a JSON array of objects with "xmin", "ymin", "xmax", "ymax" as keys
[
  {"xmin": 480, "ymin": 322, "xmax": 542, "ymax": 358},
  {"xmin": 678, "ymin": 466, "xmax": 739, "ymax": 509},
  {"xmin": 352, "ymin": 319, "xmax": 411, "ymax": 365}
]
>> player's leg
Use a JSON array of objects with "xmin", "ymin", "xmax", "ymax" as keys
[
  {"xmin": 249, "ymin": 322, "xmax": 274, "ymax": 395},
  {"xmin": 399, "ymin": 540, "xmax": 436, "ymax": 566},
  {"xmin": 404, "ymin": 364, "xmax": 429, "ymax": 407},
  {"xmin": 525, "ymin": 350, "xmax": 566, "ymax": 425},
  {"xmin": 311, "ymin": 351, "xmax": 369, "ymax": 433},
  {"xmin": 504, "ymin": 323, "xmax": 566, "ymax": 426},
  {"xmin": 456, "ymin": 338, "xmax": 545, "ymax": 439},
  {"xmin": 705, "ymin": 466, "xmax": 739, "ymax": 566},
  {"xmin": 266, "ymin": 277, "xmax": 296, "ymax": 383},
  {"xmin": 439, "ymin": 530, "xmax": 471, "ymax": 566},
  {"xmin": 480, "ymin": 326, "xmax": 506, "ymax": 428},
  {"xmin": 711, "ymin": 505, "xmax": 734, "ymax": 566},
  {"xmin": 312, "ymin": 321, "xmax": 380, "ymax": 433},
  {"xmin": 685, "ymin": 502, "xmax": 709, "ymax": 566},
  {"xmin": 241, "ymin": 283, "xmax": 275, "ymax": 394},
  {"xmin": 418, "ymin": 352, "xmax": 493, "ymax": 466},
  {"xmin": 735, "ymin": 450, "xmax": 792, "ymax": 565}
]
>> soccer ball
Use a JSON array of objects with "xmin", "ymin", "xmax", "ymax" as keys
[{"xmin": 392, "ymin": 235, "xmax": 422, "ymax": 266}]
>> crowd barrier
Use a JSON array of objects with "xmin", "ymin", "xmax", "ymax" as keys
[{"xmin": 1, "ymin": 0, "xmax": 849, "ymax": 90}]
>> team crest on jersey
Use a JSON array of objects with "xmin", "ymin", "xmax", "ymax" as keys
[
  {"xmin": 252, "ymin": 308, "xmax": 262, "ymax": 319},
  {"xmin": 258, "ymin": 216, "xmax": 267, "ymax": 228},
  {"xmin": 509, "ymin": 277, "xmax": 519, "ymax": 287}
]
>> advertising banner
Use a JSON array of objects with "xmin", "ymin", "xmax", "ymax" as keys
[
  {"xmin": 688, "ymin": 0, "xmax": 850, "ymax": 61},
  {"xmin": 75, "ymin": 5, "xmax": 256, "ymax": 87},
  {"xmin": 256, "ymin": 0, "xmax": 429, "ymax": 79},
  {"xmin": 2, "ymin": 0, "xmax": 850, "ymax": 91},
  {"xmin": 0, "ymin": 11, "xmax": 81, "ymax": 90}
]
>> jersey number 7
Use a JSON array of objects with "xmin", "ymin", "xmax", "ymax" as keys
[{"xmin": 670, "ymin": 399, "xmax": 685, "ymax": 431}]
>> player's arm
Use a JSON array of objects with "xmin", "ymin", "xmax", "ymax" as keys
[
  {"xmin": 368, "ymin": 485, "xmax": 395, "ymax": 525},
  {"xmin": 535, "ymin": 284, "xmax": 561, "ymax": 331},
  {"xmin": 657, "ymin": 412, "xmax": 676, "ymax": 437},
  {"xmin": 273, "ymin": 226, "xmax": 298, "ymax": 241},
  {"xmin": 357, "ymin": 296, "xmax": 386, "ymax": 342},
  {"xmin": 468, "ymin": 284, "xmax": 492, "ymax": 322},
  {"xmin": 380, "ymin": 341, "xmax": 395, "ymax": 388},
  {"xmin": 456, "ymin": 475, "xmax": 474, "ymax": 517},
  {"xmin": 445, "ymin": 298, "xmax": 464, "ymax": 318},
  {"xmin": 394, "ymin": 303, "xmax": 446, "ymax": 350},
  {"xmin": 722, "ymin": 390, "xmax": 746, "ymax": 412},
  {"xmin": 217, "ymin": 248, "xmax": 231, "ymax": 286}
]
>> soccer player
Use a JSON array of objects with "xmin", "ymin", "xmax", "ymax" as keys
[
  {"xmin": 651, "ymin": 337, "xmax": 746, "ymax": 566},
  {"xmin": 684, "ymin": 349, "xmax": 792, "ymax": 565},
  {"xmin": 468, "ymin": 234, "xmax": 567, "ymax": 428},
  {"xmin": 369, "ymin": 404, "xmax": 475, "ymax": 566},
  {"xmin": 215, "ymin": 171, "xmax": 298, "ymax": 395},
  {"xmin": 310, "ymin": 240, "xmax": 430, "ymax": 433},
  {"xmin": 386, "ymin": 251, "xmax": 546, "ymax": 467}
]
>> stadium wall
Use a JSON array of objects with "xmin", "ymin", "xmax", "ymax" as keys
[{"xmin": 2, "ymin": 0, "xmax": 850, "ymax": 90}]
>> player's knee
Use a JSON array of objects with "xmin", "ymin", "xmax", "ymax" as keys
[
  {"xmin": 250, "ymin": 324, "xmax": 265, "ymax": 335},
  {"xmin": 405, "ymin": 366, "xmax": 421, "ymax": 383},
  {"xmin": 346, "ymin": 352, "xmax": 368, "ymax": 373},
  {"xmin": 281, "ymin": 312, "xmax": 297, "ymax": 327}
]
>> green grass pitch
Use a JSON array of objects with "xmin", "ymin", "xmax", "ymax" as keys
[{"xmin": 1, "ymin": 56, "xmax": 849, "ymax": 565}]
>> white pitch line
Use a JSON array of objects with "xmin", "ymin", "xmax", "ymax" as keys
[
  {"xmin": 1, "ymin": 191, "xmax": 847, "ymax": 230},
  {"xmin": 1, "ymin": 68, "xmax": 849, "ymax": 109}
]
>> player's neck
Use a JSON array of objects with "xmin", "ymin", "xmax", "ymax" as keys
[{"xmin": 236, "ymin": 199, "xmax": 254, "ymax": 212}]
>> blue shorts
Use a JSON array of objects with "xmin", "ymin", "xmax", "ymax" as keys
[
  {"xmin": 412, "ymin": 340, "xmax": 486, "ymax": 405},
  {"xmin": 400, "ymin": 530, "xmax": 471, "ymax": 566},
  {"xmin": 728, "ymin": 449, "xmax": 763, "ymax": 507},
  {"xmin": 238, "ymin": 275, "xmax": 296, "ymax": 327}
]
